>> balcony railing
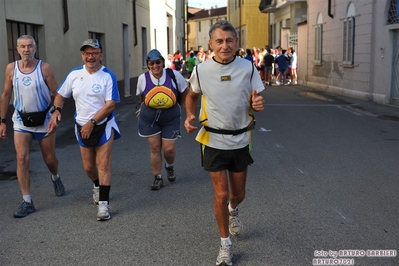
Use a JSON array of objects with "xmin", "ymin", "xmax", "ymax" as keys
[{"xmin": 259, "ymin": 0, "xmax": 305, "ymax": 13}]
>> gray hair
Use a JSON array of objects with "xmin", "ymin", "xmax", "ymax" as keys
[
  {"xmin": 17, "ymin": 35, "xmax": 36, "ymax": 46},
  {"xmin": 208, "ymin": 20, "xmax": 237, "ymax": 39}
]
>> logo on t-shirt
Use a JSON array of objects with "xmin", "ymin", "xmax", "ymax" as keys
[
  {"xmin": 92, "ymin": 84, "xmax": 101, "ymax": 93},
  {"xmin": 220, "ymin": 75, "xmax": 231, "ymax": 81},
  {"xmin": 144, "ymin": 85, "xmax": 177, "ymax": 109},
  {"xmin": 22, "ymin": 76, "xmax": 32, "ymax": 86}
]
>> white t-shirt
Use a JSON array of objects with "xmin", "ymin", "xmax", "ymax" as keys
[
  {"xmin": 57, "ymin": 65, "xmax": 120, "ymax": 126},
  {"xmin": 189, "ymin": 56, "xmax": 265, "ymax": 150}
]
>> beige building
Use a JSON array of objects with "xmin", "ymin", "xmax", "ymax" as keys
[
  {"xmin": 0, "ymin": 0, "xmax": 184, "ymax": 117},
  {"xmin": 187, "ymin": 6, "xmax": 227, "ymax": 52},
  {"xmin": 229, "ymin": 0, "xmax": 270, "ymax": 50}
]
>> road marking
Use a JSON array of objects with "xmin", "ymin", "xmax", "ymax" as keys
[
  {"xmin": 259, "ymin": 127, "xmax": 272, "ymax": 132},
  {"xmin": 297, "ymin": 167, "xmax": 307, "ymax": 174},
  {"xmin": 333, "ymin": 208, "xmax": 351, "ymax": 221},
  {"xmin": 337, "ymin": 105, "xmax": 377, "ymax": 117}
]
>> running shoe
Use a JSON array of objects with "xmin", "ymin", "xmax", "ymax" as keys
[
  {"xmin": 52, "ymin": 176, "xmax": 65, "ymax": 197},
  {"xmin": 216, "ymin": 239, "xmax": 233, "ymax": 266},
  {"xmin": 165, "ymin": 165, "xmax": 176, "ymax": 182},
  {"xmin": 151, "ymin": 174, "xmax": 164, "ymax": 190},
  {"xmin": 13, "ymin": 200, "xmax": 36, "ymax": 218},
  {"xmin": 97, "ymin": 201, "xmax": 111, "ymax": 221},
  {"xmin": 229, "ymin": 208, "xmax": 243, "ymax": 236}
]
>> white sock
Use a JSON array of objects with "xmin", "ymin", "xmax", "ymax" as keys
[
  {"xmin": 228, "ymin": 202, "xmax": 236, "ymax": 212},
  {"xmin": 23, "ymin": 195, "xmax": 32, "ymax": 203},
  {"xmin": 51, "ymin": 174, "xmax": 59, "ymax": 181},
  {"xmin": 221, "ymin": 237, "xmax": 232, "ymax": 245},
  {"xmin": 165, "ymin": 163, "xmax": 174, "ymax": 168}
]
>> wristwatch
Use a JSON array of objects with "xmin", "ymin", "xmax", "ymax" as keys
[
  {"xmin": 90, "ymin": 119, "xmax": 97, "ymax": 126},
  {"xmin": 0, "ymin": 117, "xmax": 6, "ymax": 124},
  {"xmin": 50, "ymin": 106, "xmax": 62, "ymax": 114}
]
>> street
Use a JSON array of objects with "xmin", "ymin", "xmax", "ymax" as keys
[{"xmin": 0, "ymin": 84, "xmax": 398, "ymax": 266}]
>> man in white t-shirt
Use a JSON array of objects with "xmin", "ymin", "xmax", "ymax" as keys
[
  {"xmin": 185, "ymin": 20, "xmax": 265, "ymax": 266},
  {"xmin": 48, "ymin": 39, "xmax": 121, "ymax": 221}
]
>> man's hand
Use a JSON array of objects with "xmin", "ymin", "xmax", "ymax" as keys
[
  {"xmin": 252, "ymin": 90, "xmax": 265, "ymax": 111},
  {"xmin": 0, "ymin": 124, "xmax": 6, "ymax": 139},
  {"xmin": 184, "ymin": 114, "xmax": 198, "ymax": 133},
  {"xmin": 47, "ymin": 112, "xmax": 61, "ymax": 134}
]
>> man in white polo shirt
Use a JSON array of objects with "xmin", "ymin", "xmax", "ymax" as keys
[{"xmin": 48, "ymin": 39, "xmax": 121, "ymax": 221}]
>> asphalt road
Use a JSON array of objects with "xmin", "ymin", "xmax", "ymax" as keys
[{"xmin": 0, "ymin": 84, "xmax": 398, "ymax": 266}]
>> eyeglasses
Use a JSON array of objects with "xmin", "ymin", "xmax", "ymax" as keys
[
  {"xmin": 81, "ymin": 51, "xmax": 101, "ymax": 57},
  {"xmin": 148, "ymin": 60, "xmax": 162, "ymax": 66}
]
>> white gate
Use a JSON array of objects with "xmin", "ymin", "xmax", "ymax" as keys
[{"xmin": 289, "ymin": 32, "xmax": 298, "ymax": 52}]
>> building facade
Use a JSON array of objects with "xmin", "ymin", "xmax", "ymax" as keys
[
  {"xmin": 0, "ymin": 0, "xmax": 183, "ymax": 111},
  {"xmin": 187, "ymin": 6, "xmax": 227, "ymax": 52},
  {"xmin": 261, "ymin": 0, "xmax": 399, "ymax": 105},
  {"xmin": 229, "ymin": 0, "xmax": 270, "ymax": 49}
]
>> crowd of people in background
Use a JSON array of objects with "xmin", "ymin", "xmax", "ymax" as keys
[
  {"xmin": 167, "ymin": 45, "xmax": 297, "ymax": 86},
  {"xmin": 166, "ymin": 47, "xmax": 215, "ymax": 79},
  {"xmin": 237, "ymin": 45, "xmax": 298, "ymax": 86}
]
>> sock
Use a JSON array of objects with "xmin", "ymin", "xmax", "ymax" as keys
[
  {"xmin": 23, "ymin": 195, "xmax": 32, "ymax": 203},
  {"xmin": 228, "ymin": 202, "xmax": 237, "ymax": 212},
  {"xmin": 99, "ymin": 185, "xmax": 111, "ymax": 203},
  {"xmin": 221, "ymin": 237, "xmax": 232, "ymax": 245},
  {"xmin": 51, "ymin": 174, "xmax": 60, "ymax": 181},
  {"xmin": 165, "ymin": 163, "xmax": 174, "ymax": 168},
  {"xmin": 92, "ymin": 178, "xmax": 100, "ymax": 187}
]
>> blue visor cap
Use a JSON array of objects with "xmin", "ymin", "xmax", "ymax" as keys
[{"xmin": 147, "ymin": 49, "xmax": 164, "ymax": 61}]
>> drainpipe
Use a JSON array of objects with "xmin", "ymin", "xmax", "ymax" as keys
[
  {"xmin": 133, "ymin": 0, "xmax": 138, "ymax": 46},
  {"xmin": 62, "ymin": 0, "xmax": 69, "ymax": 33},
  {"xmin": 328, "ymin": 0, "xmax": 334, "ymax": 18}
]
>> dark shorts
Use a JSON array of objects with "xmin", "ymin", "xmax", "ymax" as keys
[
  {"xmin": 138, "ymin": 103, "xmax": 181, "ymax": 139},
  {"xmin": 202, "ymin": 144, "xmax": 254, "ymax": 172},
  {"xmin": 265, "ymin": 66, "xmax": 273, "ymax": 75}
]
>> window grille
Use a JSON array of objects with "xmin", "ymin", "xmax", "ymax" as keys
[
  {"xmin": 289, "ymin": 32, "xmax": 298, "ymax": 52},
  {"xmin": 314, "ymin": 24, "xmax": 322, "ymax": 64},
  {"xmin": 343, "ymin": 17, "xmax": 355, "ymax": 65},
  {"xmin": 387, "ymin": 0, "xmax": 399, "ymax": 24},
  {"xmin": 6, "ymin": 21, "xmax": 39, "ymax": 62}
]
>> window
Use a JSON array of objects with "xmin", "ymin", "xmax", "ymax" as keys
[
  {"xmin": 387, "ymin": 0, "xmax": 399, "ymax": 24},
  {"xmin": 199, "ymin": 21, "xmax": 201, "ymax": 32},
  {"xmin": 314, "ymin": 13, "xmax": 323, "ymax": 64},
  {"xmin": 89, "ymin": 32, "xmax": 105, "ymax": 63},
  {"xmin": 6, "ymin": 20, "xmax": 39, "ymax": 62},
  {"xmin": 343, "ymin": 17, "xmax": 355, "ymax": 65},
  {"xmin": 343, "ymin": 3, "xmax": 355, "ymax": 65}
]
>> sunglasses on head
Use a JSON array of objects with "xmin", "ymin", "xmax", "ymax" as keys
[{"xmin": 148, "ymin": 60, "xmax": 162, "ymax": 66}]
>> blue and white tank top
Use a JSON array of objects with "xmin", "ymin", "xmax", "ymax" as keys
[{"xmin": 12, "ymin": 60, "xmax": 52, "ymax": 132}]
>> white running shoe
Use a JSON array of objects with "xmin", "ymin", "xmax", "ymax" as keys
[
  {"xmin": 229, "ymin": 208, "xmax": 243, "ymax": 236},
  {"xmin": 97, "ymin": 201, "xmax": 111, "ymax": 221},
  {"xmin": 216, "ymin": 239, "xmax": 233, "ymax": 266}
]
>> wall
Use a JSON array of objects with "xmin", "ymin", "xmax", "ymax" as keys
[{"xmin": 305, "ymin": 0, "xmax": 399, "ymax": 104}]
